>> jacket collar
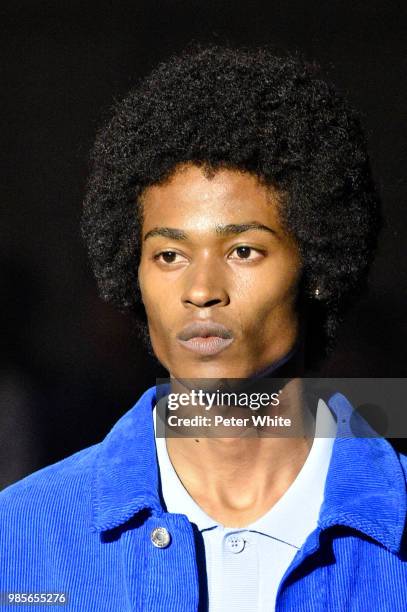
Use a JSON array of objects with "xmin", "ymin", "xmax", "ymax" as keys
[
  {"xmin": 91, "ymin": 386, "xmax": 406, "ymax": 554},
  {"xmin": 318, "ymin": 392, "xmax": 406, "ymax": 554},
  {"xmin": 91, "ymin": 386, "xmax": 162, "ymax": 532}
]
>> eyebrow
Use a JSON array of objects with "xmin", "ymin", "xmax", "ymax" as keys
[{"xmin": 143, "ymin": 222, "xmax": 277, "ymax": 242}]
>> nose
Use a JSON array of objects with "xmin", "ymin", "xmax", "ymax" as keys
[{"xmin": 181, "ymin": 259, "xmax": 230, "ymax": 309}]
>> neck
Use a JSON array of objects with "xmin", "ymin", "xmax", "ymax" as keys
[{"xmin": 165, "ymin": 345, "xmax": 316, "ymax": 527}]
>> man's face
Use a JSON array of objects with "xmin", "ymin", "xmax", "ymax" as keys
[{"xmin": 138, "ymin": 164, "xmax": 302, "ymax": 379}]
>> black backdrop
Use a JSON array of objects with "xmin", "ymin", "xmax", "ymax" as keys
[{"xmin": 1, "ymin": 0, "xmax": 406, "ymax": 488}]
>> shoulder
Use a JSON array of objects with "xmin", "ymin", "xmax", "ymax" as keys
[
  {"xmin": 0, "ymin": 442, "xmax": 100, "ymax": 531},
  {"xmin": 0, "ymin": 388, "xmax": 157, "ymax": 525},
  {"xmin": 0, "ymin": 440, "xmax": 110, "ymax": 591}
]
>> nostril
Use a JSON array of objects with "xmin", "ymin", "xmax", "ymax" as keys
[{"xmin": 203, "ymin": 299, "xmax": 223, "ymax": 307}]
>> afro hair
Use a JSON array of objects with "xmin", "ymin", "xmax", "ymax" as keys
[{"xmin": 82, "ymin": 44, "xmax": 382, "ymax": 368}]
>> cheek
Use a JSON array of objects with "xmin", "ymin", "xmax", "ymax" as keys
[
  {"xmin": 230, "ymin": 267, "xmax": 301, "ymax": 349},
  {"xmin": 139, "ymin": 265, "xmax": 179, "ymax": 356},
  {"xmin": 232, "ymin": 260, "xmax": 301, "ymax": 310},
  {"xmin": 141, "ymin": 298, "xmax": 173, "ymax": 367},
  {"xmin": 143, "ymin": 295, "xmax": 169, "ymax": 338},
  {"xmin": 139, "ymin": 261, "xmax": 161, "ymax": 309},
  {"xmin": 138, "ymin": 265, "xmax": 165, "ymax": 331}
]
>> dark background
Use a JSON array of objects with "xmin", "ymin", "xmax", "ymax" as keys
[{"xmin": 1, "ymin": 0, "xmax": 406, "ymax": 489}]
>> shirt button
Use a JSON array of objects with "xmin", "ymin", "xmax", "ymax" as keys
[
  {"xmin": 151, "ymin": 527, "xmax": 171, "ymax": 548},
  {"xmin": 225, "ymin": 535, "xmax": 246, "ymax": 554}
]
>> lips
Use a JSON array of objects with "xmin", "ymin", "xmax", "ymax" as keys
[
  {"xmin": 177, "ymin": 321, "xmax": 234, "ymax": 356},
  {"xmin": 178, "ymin": 321, "xmax": 233, "ymax": 341}
]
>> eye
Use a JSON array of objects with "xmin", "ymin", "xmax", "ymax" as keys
[
  {"xmin": 228, "ymin": 246, "xmax": 263, "ymax": 261},
  {"xmin": 154, "ymin": 251, "xmax": 187, "ymax": 265}
]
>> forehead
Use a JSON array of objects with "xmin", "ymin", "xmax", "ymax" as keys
[{"xmin": 139, "ymin": 164, "xmax": 285, "ymax": 232}]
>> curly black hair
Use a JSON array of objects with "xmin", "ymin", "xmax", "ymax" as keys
[{"xmin": 82, "ymin": 44, "xmax": 382, "ymax": 368}]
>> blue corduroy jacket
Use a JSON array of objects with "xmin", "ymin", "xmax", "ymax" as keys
[{"xmin": 0, "ymin": 386, "xmax": 406, "ymax": 611}]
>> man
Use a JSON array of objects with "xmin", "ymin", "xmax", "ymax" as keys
[{"xmin": 1, "ymin": 45, "xmax": 406, "ymax": 611}]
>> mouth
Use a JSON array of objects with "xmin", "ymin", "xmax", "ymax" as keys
[
  {"xmin": 178, "ymin": 336, "xmax": 234, "ymax": 356},
  {"xmin": 177, "ymin": 321, "xmax": 234, "ymax": 356}
]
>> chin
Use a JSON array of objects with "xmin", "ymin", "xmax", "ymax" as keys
[{"xmin": 170, "ymin": 360, "xmax": 251, "ymax": 381}]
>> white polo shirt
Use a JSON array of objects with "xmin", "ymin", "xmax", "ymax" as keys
[{"xmin": 154, "ymin": 399, "xmax": 337, "ymax": 612}]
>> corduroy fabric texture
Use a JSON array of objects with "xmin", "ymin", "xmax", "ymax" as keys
[{"xmin": 0, "ymin": 386, "xmax": 406, "ymax": 611}]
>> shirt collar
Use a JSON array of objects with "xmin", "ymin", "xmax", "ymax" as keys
[
  {"xmin": 247, "ymin": 398, "xmax": 337, "ymax": 548},
  {"xmin": 154, "ymin": 398, "xmax": 337, "ymax": 548},
  {"xmin": 153, "ymin": 407, "xmax": 218, "ymax": 532},
  {"xmin": 91, "ymin": 386, "xmax": 406, "ymax": 555}
]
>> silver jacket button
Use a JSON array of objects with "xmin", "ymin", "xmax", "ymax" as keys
[{"xmin": 151, "ymin": 527, "xmax": 171, "ymax": 548}]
